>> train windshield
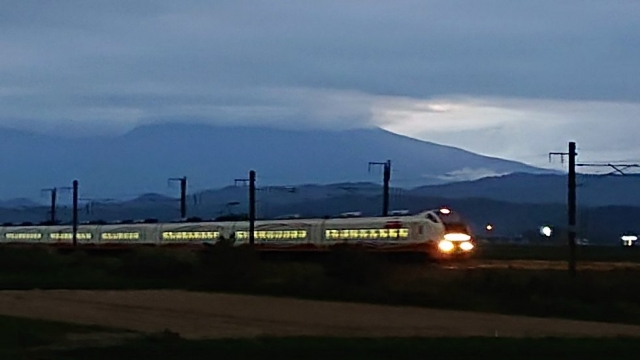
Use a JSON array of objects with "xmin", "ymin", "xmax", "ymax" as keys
[{"xmin": 443, "ymin": 222, "xmax": 469, "ymax": 234}]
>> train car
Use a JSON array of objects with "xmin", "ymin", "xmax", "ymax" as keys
[{"xmin": 0, "ymin": 208, "xmax": 475, "ymax": 259}]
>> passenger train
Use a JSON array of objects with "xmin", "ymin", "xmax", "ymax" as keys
[{"xmin": 0, "ymin": 208, "xmax": 475, "ymax": 259}]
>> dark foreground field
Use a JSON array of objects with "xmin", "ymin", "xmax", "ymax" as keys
[
  {"xmin": 0, "ymin": 243, "xmax": 639, "ymax": 326},
  {"xmin": 477, "ymin": 243, "xmax": 640, "ymax": 262},
  {"xmin": 3, "ymin": 315, "xmax": 640, "ymax": 360}
]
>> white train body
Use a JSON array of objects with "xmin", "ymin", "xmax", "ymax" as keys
[{"xmin": 0, "ymin": 208, "xmax": 475, "ymax": 257}]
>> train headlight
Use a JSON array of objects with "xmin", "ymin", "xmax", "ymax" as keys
[
  {"xmin": 444, "ymin": 233, "xmax": 471, "ymax": 241},
  {"xmin": 460, "ymin": 241, "xmax": 474, "ymax": 251},
  {"xmin": 438, "ymin": 240, "xmax": 454, "ymax": 252}
]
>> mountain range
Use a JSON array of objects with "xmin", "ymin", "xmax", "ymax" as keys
[
  {"xmin": 2, "ymin": 122, "xmax": 638, "ymax": 243},
  {"xmin": 0, "ymin": 122, "xmax": 552, "ymax": 201}
]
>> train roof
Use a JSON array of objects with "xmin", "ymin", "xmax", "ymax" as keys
[{"xmin": 0, "ymin": 209, "xmax": 458, "ymax": 229}]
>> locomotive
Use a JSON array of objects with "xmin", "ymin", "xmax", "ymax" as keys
[{"xmin": 0, "ymin": 208, "xmax": 475, "ymax": 259}]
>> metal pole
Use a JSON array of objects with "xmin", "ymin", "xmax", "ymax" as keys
[
  {"xmin": 180, "ymin": 177, "xmax": 187, "ymax": 218},
  {"xmin": 72, "ymin": 180, "xmax": 78, "ymax": 247},
  {"xmin": 50, "ymin": 188, "xmax": 57, "ymax": 223},
  {"xmin": 383, "ymin": 160, "xmax": 390, "ymax": 216},
  {"xmin": 249, "ymin": 170, "xmax": 256, "ymax": 246},
  {"xmin": 568, "ymin": 142, "xmax": 577, "ymax": 277}
]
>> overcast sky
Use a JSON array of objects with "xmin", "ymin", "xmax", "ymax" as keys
[{"xmin": 1, "ymin": 0, "xmax": 639, "ymax": 169}]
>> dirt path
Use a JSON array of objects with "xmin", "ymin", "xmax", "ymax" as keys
[{"xmin": 0, "ymin": 289, "xmax": 639, "ymax": 339}]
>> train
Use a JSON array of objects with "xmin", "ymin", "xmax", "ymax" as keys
[{"xmin": 0, "ymin": 207, "xmax": 475, "ymax": 259}]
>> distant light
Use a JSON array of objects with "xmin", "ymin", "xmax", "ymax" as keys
[
  {"xmin": 439, "ymin": 208, "xmax": 451, "ymax": 215},
  {"xmin": 621, "ymin": 235, "xmax": 638, "ymax": 242},
  {"xmin": 540, "ymin": 226, "xmax": 552, "ymax": 237},
  {"xmin": 486, "ymin": 224, "xmax": 493, "ymax": 231}
]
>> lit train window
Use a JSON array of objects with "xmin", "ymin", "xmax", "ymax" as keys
[
  {"xmin": 324, "ymin": 228, "xmax": 409, "ymax": 239},
  {"xmin": 162, "ymin": 231, "xmax": 219, "ymax": 240},
  {"xmin": 101, "ymin": 232, "xmax": 140, "ymax": 240},
  {"xmin": 235, "ymin": 230, "xmax": 307, "ymax": 240},
  {"xmin": 5, "ymin": 233, "xmax": 42, "ymax": 240},
  {"xmin": 50, "ymin": 233, "xmax": 93, "ymax": 240}
]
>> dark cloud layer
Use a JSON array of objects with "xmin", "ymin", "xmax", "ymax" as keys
[{"xmin": 1, "ymin": 1, "xmax": 639, "ymax": 164}]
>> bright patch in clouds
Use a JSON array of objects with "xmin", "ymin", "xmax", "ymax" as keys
[{"xmin": 373, "ymin": 96, "xmax": 640, "ymax": 169}]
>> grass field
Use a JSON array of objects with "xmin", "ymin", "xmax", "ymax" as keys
[
  {"xmin": 1, "ymin": 244, "xmax": 640, "ymax": 326},
  {"xmin": 49, "ymin": 336, "xmax": 640, "ymax": 360},
  {"xmin": 2, "ymin": 314, "xmax": 640, "ymax": 359},
  {"xmin": 0, "ymin": 315, "xmax": 134, "ymax": 358},
  {"xmin": 477, "ymin": 243, "xmax": 640, "ymax": 262}
]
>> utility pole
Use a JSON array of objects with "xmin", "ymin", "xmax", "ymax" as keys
[
  {"xmin": 235, "ymin": 170, "xmax": 257, "ymax": 246},
  {"xmin": 72, "ymin": 180, "xmax": 78, "ymax": 247},
  {"xmin": 368, "ymin": 159, "xmax": 391, "ymax": 216},
  {"xmin": 249, "ymin": 170, "xmax": 256, "ymax": 246},
  {"xmin": 549, "ymin": 144, "xmax": 640, "ymax": 278},
  {"xmin": 169, "ymin": 176, "xmax": 187, "ymax": 219},
  {"xmin": 568, "ymin": 142, "xmax": 577, "ymax": 278},
  {"xmin": 41, "ymin": 188, "xmax": 57, "ymax": 223},
  {"xmin": 549, "ymin": 142, "xmax": 577, "ymax": 277}
]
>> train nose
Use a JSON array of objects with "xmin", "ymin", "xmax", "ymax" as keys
[{"xmin": 437, "ymin": 239, "xmax": 474, "ymax": 253}]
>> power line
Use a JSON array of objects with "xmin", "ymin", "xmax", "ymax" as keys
[{"xmin": 577, "ymin": 163, "xmax": 640, "ymax": 176}]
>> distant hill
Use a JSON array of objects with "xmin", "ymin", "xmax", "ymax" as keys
[
  {"xmin": 0, "ymin": 198, "xmax": 42, "ymax": 208},
  {"xmin": 408, "ymin": 173, "xmax": 640, "ymax": 207},
  {"xmin": 0, "ymin": 123, "xmax": 551, "ymax": 200}
]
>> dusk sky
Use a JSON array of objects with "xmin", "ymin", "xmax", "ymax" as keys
[{"xmin": 1, "ymin": 1, "xmax": 639, "ymax": 170}]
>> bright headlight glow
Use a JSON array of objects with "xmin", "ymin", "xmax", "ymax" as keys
[
  {"xmin": 444, "ymin": 233, "xmax": 471, "ymax": 241},
  {"xmin": 460, "ymin": 241, "xmax": 474, "ymax": 251},
  {"xmin": 438, "ymin": 240, "xmax": 454, "ymax": 252}
]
